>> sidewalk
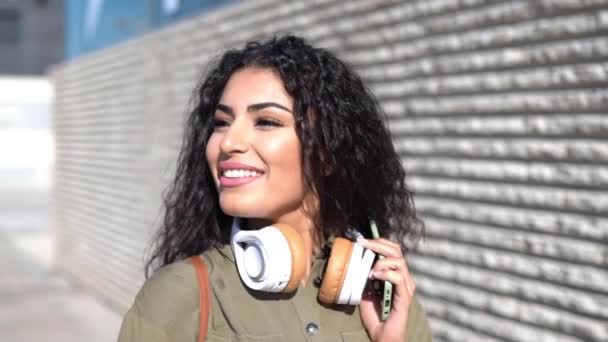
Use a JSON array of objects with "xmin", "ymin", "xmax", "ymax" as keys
[{"xmin": 0, "ymin": 228, "xmax": 122, "ymax": 342}]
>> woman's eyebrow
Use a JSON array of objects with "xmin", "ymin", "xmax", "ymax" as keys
[
  {"xmin": 216, "ymin": 102, "xmax": 292, "ymax": 115},
  {"xmin": 248, "ymin": 102, "xmax": 292, "ymax": 113}
]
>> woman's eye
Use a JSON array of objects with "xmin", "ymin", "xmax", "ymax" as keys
[
  {"xmin": 256, "ymin": 118, "xmax": 282, "ymax": 127},
  {"xmin": 213, "ymin": 119, "xmax": 229, "ymax": 128}
]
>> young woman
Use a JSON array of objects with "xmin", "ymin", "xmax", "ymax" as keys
[{"xmin": 118, "ymin": 35, "xmax": 432, "ymax": 342}]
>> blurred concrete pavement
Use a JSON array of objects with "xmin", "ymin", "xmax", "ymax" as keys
[{"xmin": 0, "ymin": 189, "xmax": 122, "ymax": 342}]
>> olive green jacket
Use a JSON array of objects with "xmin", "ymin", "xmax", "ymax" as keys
[{"xmin": 118, "ymin": 244, "xmax": 433, "ymax": 341}]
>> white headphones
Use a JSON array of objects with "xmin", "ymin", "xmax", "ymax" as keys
[{"xmin": 231, "ymin": 218, "xmax": 376, "ymax": 305}]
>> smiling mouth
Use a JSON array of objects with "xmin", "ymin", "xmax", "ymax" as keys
[
  {"xmin": 219, "ymin": 169, "xmax": 264, "ymax": 188},
  {"xmin": 221, "ymin": 169, "xmax": 263, "ymax": 178}
]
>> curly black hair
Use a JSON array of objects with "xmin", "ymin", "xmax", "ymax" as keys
[{"xmin": 145, "ymin": 35, "xmax": 424, "ymax": 277}]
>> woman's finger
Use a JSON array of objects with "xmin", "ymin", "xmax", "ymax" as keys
[
  {"xmin": 370, "ymin": 257, "xmax": 406, "ymax": 273},
  {"xmin": 371, "ymin": 256, "xmax": 416, "ymax": 297},
  {"xmin": 357, "ymin": 238, "xmax": 402, "ymax": 259},
  {"xmin": 369, "ymin": 268, "xmax": 407, "ymax": 297}
]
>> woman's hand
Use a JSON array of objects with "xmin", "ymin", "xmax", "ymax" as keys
[{"xmin": 357, "ymin": 238, "xmax": 415, "ymax": 342}]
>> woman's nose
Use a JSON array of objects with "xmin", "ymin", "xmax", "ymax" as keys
[{"xmin": 219, "ymin": 119, "xmax": 250, "ymax": 155}]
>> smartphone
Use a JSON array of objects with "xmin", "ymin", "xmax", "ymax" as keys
[{"xmin": 370, "ymin": 221, "xmax": 392, "ymax": 321}]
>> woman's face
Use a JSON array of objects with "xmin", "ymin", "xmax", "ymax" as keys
[{"xmin": 206, "ymin": 67, "xmax": 309, "ymax": 224}]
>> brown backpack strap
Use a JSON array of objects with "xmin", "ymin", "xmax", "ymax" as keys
[{"xmin": 188, "ymin": 256, "xmax": 211, "ymax": 342}]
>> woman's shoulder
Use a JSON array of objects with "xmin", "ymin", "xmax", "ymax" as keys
[
  {"xmin": 127, "ymin": 246, "xmax": 232, "ymax": 328},
  {"xmin": 128, "ymin": 259, "xmax": 198, "ymax": 328}
]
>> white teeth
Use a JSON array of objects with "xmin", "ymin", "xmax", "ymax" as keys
[{"xmin": 223, "ymin": 169, "xmax": 262, "ymax": 178}]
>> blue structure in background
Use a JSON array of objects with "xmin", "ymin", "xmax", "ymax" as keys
[{"xmin": 66, "ymin": 0, "xmax": 236, "ymax": 60}]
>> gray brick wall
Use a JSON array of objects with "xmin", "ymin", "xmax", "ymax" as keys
[{"xmin": 51, "ymin": 1, "xmax": 608, "ymax": 341}]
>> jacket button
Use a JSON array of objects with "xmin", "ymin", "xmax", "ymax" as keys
[{"xmin": 305, "ymin": 322, "xmax": 319, "ymax": 335}]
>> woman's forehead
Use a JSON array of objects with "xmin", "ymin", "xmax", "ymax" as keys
[{"xmin": 220, "ymin": 67, "xmax": 293, "ymax": 109}]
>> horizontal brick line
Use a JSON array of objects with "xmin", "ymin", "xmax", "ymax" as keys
[
  {"xmin": 54, "ymin": 115, "xmax": 178, "ymax": 126},
  {"xmin": 57, "ymin": 216, "xmax": 144, "ymax": 272},
  {"xmin": 414, "ymin": 196, "xmax": 608, "ymax": 242},
  {"xmin": 56, "ymin": 208, "xmax": 143, "ymax": 241},
  {"xmin": 345, "ymin": 11, "xmax": 608, "ymax": 53},
  {"xmin": 55, "ymin": 136, "xmax": 147, "ymax": 145},
  {"xmin": 423, "ymin": 313, "xmax": 507, "ymax": 342},
  {"xmin": 55, "ymin": 186, "xmax": 143, "ymax": 214},
  {"xmin": 349, "ymin": 30, "xmax": 608, "ymax": 68},
  {"xmin": 54, "ymin": 121, "xmax": 174, "ymax": 131},
  {"xmin": 421, "ymin": 228, "xmax": 606, "ymax": 269},
  {"xmin": 237, "ymin": 0, "xmax": 485, "ymax": 47},
  {"xmin": 378, "ymin": 87, "xmax": 608, "ymax": 102},
  {"xmin": 56, "ymin": 227, "xmax": 146, "ymax": 278},
  {"xmin": 52, "ymin": 56, "xmax": 141, "ymax": 78},
  {"xmin": 55, "ymin": 171, "xmax": 142, "ymax": 192},
  {"xmin": 401, "ymin": 155, "xmax": 607, "ymax": 169},
  {"xmin": 414, "ymin": 192, "xmax": 608, "ymax": 220},
  {"xmin": 389, "ymin": 113, "xmax": 607, "ymax": 131},
  {"xmin": 56, "ymin": 148, "xmax": 147, "ymax": 159},
  {"xmin": 416, "ymin": 292, "xmax": 584, "ymax": 342},
  {"xmin": 409, "ymin": 259, "xmax": 608, "ymax": 322},
  {"xmin": 358, "ymin": 40, "xmax": 608, "ymax": 81},
  {"xmin": 342, "ymin": 0, "xmax": 517, "ymax": 36},
  {"xmin": 345, "ymin": 5, "xmax": 608, "ymax": 50},
  {"xmin": 415, "ymin": 283, "xmax": 603, "ymax": 342},
  {"xmin": 366, "ymin": 60, "xmax": 608, "ymax": 85},
  {"xmin": 56, "ymin": 209, "xmax": 147, "ymax": 254},
  {"xmin": 385, "ymin": 108, "xmax": 606, "ymax": 118},
  {"xmin": 413, "ymin": 241, "xmax": 608, "ymax": 296},
  {"xmin": 422, "ymin": 315, "xmax": 509, "ymax": 342},
  {"xmin": 365, "ymin": 58, "xmax": 608, "ymax": 83},
  {"xmin": 54, "ymin": 188, "xmax": 154, "ymax": 223},
  {"xmin": 409, "ymin": 173, "xmax": 608, "ymax": 194},
  {"xmin": 378, "ymin": 86, "xmax": 608, "ymax": 102},
  {"xmin": 55, "ymin": 162, "xmax": 149, "ymax": 176},
  {"xmin": 401, "ymin": 156, "xmax": 608, "ymax": 187},
  {"xmin": 55, "ymin": 76, "xmax": 141, "ymax": 92},
  {"xmin": 398, "ymin": 151, "xmax": 608, "ymax": 165},
  {"xmin": 55, "ymin": 159, "xmax": 148, "ymax": 174},
  {"xmin": 411, "ymin": 178, "xmax": 608, "ymax": 214},
  {"xmin": 53, "ymin": 107, "xmax": 143, "ymax": 119},
  {"xmin": 56, "ymin": 176, "xmax": 142, "ymax": 198},
  {"xmin": 422, "ymin": 237, "xmax": 608, "ymax": 297},
  {"xmin": 414, "ymin": 277, "xmax": 605, "ymax": 337},
  {"xmin": 58, "ymin": 206, "xmax": 148, "ymax": 253},
  {"xmin": 409, "ymin": 170, "xmax": 607, "ymax": 194},
  {"xmin": 55, "ymin": 72, "xmax": 140, "ymax": 89},
  {"xmin": 392, "ymin": 132, "xmax": 608, "ymax": 141},
  {"xmin": 55, "ymin": 187, "xmax": 143, "ymax": 218}
]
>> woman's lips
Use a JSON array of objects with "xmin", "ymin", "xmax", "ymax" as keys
[
  {"xmin": 219, "ymin": 174, "xmax": 262, "ymax": 187},
  {"xmin": 219, "ymin": 160, "xmax": 264, "ymax": 173},
  {"xmin": 218, "ymin": 160, "xmax": 264, "ymax": 188}
]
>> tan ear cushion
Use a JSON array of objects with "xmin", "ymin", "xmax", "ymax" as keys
[
  {"xmin": 318, "ymin": 237, "xmax": 354, "ymax": 304},
  {"xmin": 273, "ymin": 223, "xmax": 306, "ymax": 293}
]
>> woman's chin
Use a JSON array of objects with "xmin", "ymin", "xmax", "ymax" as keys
[{"xmin": 219, "ymin": 198, "xmax": 265, "ymax": 218}]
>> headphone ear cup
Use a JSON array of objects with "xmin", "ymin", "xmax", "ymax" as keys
[
  {"xmin": 273, "ymin": 223, "xmax": 306, "ymax": 292},
  {"xmin": 318, "ymin": 237, "xmax": 354, "ymax": 304}
]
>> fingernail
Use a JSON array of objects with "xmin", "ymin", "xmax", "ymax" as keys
[
  {"xmin": 357, "ymin": 237, "xmax": 367, "ymax": 245},
  {"xmin": 368, "ymin": 270, "xmax": 375, "ymax": 279}
]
